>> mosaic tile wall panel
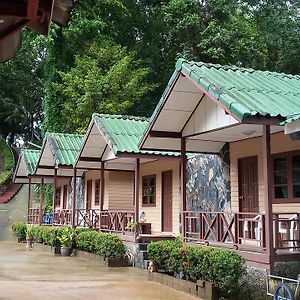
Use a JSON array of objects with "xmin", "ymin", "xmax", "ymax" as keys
[{"xmin": 186, "ymin": 144, "xmax": 230, "ymax": 212}]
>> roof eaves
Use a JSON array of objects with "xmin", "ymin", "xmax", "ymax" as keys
[{"xmin": 177, "ymin": 59, "xmax": 252, "ymax": 120}]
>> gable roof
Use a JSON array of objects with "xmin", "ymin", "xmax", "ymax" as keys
[
  {"xmin": 92, "ymin": 113, "xmax": 179, "ymax": 157},
  {"xmin": 45, "ymin": 132, "xmax": 84, "ymax": 166},
  {"xmin": 152, "ymin": 58, "xmax": 300, "ymax": 122},
  {"xmin": 21, "ymin": 149, "xmax": 41, "ymax": 175}
]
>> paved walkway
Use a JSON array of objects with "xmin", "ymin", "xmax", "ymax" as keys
[{"xmin": 0, "ymin": 242, "xmax": 198, "ymax": 300}]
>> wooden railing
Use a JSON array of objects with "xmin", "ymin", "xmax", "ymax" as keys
[
  {"xmin": 184, "ymin": 211, "xmax": 300, "ymax": 252},
  {"xmin": 75, "ymin": 209, "xmax": 99, "ymax": 228},
  {"xmin": 100, "ymin": 210, "xmax": 135, "ymax": 234},
  {"xmin": 184, "ymin": 211, "xmax": 266, "ymax": 250},
  {"xmin": 52, "ymin": 209, "xmax": 72, "ymax": 226},
  {"xmin": 273, "ymin": 213, "xmax": 300, "ymax": 251},
  {"xmin": 28, "ymin": 208, "xmax": 40, "ymax": 224}
]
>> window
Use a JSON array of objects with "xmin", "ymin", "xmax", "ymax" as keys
[
  {"xmin": 55, "ymin": 187, "xmax": 61, "ymax": 206},
  {"xmin": 95, "ymin": 179, "xmax": 100, "ymax": 206},
  {"xmin": 273, "ymin": 152, "xmax": 300, "ymax": 202},
  {"xmin": 142, "ymin": 175, "xmax": 156, "ymax": 206}
]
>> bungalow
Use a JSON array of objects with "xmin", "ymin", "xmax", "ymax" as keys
[
  {"xmin": 28, "ymin": 133, "xmax": 84, "ymax": 226},
  {"xmin": 74, "ymin": 113, "xmax": 181, "ymax": 240},
  {"xmin": 14, "ymin": 148, "xmax": 47, "ymax": 224},
  {"xmin": 140, "ymin": 58, "xmax": 300, "ymax": 273}
]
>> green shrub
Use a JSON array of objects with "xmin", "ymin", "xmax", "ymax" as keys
[
  {"xmin": 11, "ymin": 222, "xmax": 27, "ymax": 241},
  {"xmin": 147, "ymin": 241, "xmax": 245, "ymax": 297},
  {"xmin": 76, "ymin": 230, "xmax": 99, "ymax": 252},
  {"xmin": 94, "ymin": 233, "xmax": 126, "ymax": 258},
  {"xmin": 147, "ymin": 239, "xmax": 182, "ymax": 270},
  {"xmin": 76, "ymin": 229, "xmax": 126, "ymax": 258}
]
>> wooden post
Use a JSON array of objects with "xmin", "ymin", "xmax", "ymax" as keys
[
  {"xmin": 27, "ymin": 177, "xmax": 32, "ymax": 223},
  {"xmin": 134, "ymin": 158, "xmax": 140, "ymax": 232},
  {"xmin": 99, "ymin": 161, "xmax": 105, "ymax": 231},
  {"xmin": 180, "ymin": 137, "xmax": 187, "ymax": 238},
  {"xmin": 39, "ymin": 178, "xmax": 44, "ymax": 225},
  {"xmin": 51, "ymin": 168, "xmax": 57, "ymax": 225},
  {"xmin": 72, "ymin": 167, "xmax": 77, "ymax": 228},
  {"xmin": 263, "ymin": 125, "xmax": 274, "ymax": 274}
]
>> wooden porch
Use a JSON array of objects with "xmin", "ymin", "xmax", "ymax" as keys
[{"xmin": 184, "ymin": 211, "xmax": 300, "ymax": 268}]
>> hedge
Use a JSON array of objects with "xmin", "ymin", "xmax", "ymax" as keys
[
  {"xmin": 11, "ymin": 224, "xmax": 126, "ymax": 259},
  {"xmin": 147, "ymin": 239, "xmax": 246, "ymax": 297}
]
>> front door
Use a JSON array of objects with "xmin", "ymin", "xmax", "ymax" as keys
[
  {"xmin": 238, "ymin": 156, "xmax": 259, "ymax": 213},
  {"xmin": 162, "ymin": 170, "xmax": 173, "ymax": 232},
  {"xmin": 86, "ymin": 180, "xmax": 92, "ymax": 210}
]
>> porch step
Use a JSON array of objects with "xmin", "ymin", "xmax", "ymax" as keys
[{"xmin": 138, "ymin": 242, "xmax": 148, "ymax": 251}]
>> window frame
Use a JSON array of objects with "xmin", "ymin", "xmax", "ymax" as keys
[
  {"xmin": 142, "ymin": 174, "xmax": 156, "ymax": 207},
  {"xmin": 272, "ymin": 150, "xmax": 300, "ymax": 203}
]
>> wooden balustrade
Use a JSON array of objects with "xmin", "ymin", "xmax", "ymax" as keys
[
  {"xmin": 74, "ymin": 209, "xmax": 99, "ymax": 228},
  {"xmin": 27, "ymin": 208, "xmax": 40, "ymax": 224},
  {"xmin": 100, "ymin": 210, "xmax": 135, "ymax": 233},
  {"xmin": 52, "ymin": 209, "xmax": 72, "ymax": 226},
  {"xmin": 273, "ymin": 213, "xmax": 300, "ymax": 251},
  {"xmin": 184, "ymin": 211, "xmax": 265, "ymax": 250},
  {"xmin": 184, "ymin": 211, "xmax": 300, "ymax": 253}
]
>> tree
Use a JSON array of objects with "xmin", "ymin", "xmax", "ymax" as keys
[
  {"xmin": 0, "ymin": 31, "xmax": 45, "ymax": 144},
  {"xmin": 53, "ymin": 41, "xmax": 154, "ymax": 133}
]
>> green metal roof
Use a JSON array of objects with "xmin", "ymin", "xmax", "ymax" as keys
[
  {"xmin": 283, "ymin": 113, "xmax": 300, "ymax": 125},
  {"xmin": 46, "ymin": 133, "xmax": 84, "ymax": 166},
  {"xmin": 20, "ymin": 149, "xmax": 40, "ymax": 175},
  {"xmin": 92, "ymin": 114, "xmax": 180, "ymax": 157},
  {"xmin": 152, "ymin": 58, "xmax": 300, "ymax": 122}
]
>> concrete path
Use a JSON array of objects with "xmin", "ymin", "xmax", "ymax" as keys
[
  {"xmin": 0, "ymin": 242, "xmax": 198, "ymax": 300},
  {"xmin": 0, "ymin": 185, "xmax": 27, "ymax": 241}
]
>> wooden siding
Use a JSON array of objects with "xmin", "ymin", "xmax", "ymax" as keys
[
  {"xmin": 230, "ymin": 131, "xmax": 300, "ymax": 213},
  {"xmin": 83, "ymin": 170, "xmax": 133, "ymax": 211},
  {"xmin": 140, "ymin": 160, "xmax": 180, "ymax": 235},
  {"xmin": 108, "ymin": 171, "xmax": 134, "ymax": 211}
]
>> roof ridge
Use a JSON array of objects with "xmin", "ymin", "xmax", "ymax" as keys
[
  {"xmin": 46, "ymin": 132, "xmax": 84, "ymax": 138},
  {"xmin": 92, "ymin": 113, "xmax": 149, "ymax": 122},
  {"xmin": 177, "ymin": 58, "xmax": 300, "ymax": 79}
]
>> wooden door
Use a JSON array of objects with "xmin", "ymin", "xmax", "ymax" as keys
[
  {"xmin": 63, "ymin": 185, "xmax": 68, "ymax": 209},
  {"xmin": 162, "ymin": 170, "xmax": 173, "ymax": 232},
  {"xmin": 86, "ymin": 180, "xmax": 92, "ymax": 210},
  {"xmin": 238, "ymin": 156, "xmax": 259, "ymax": 213}
]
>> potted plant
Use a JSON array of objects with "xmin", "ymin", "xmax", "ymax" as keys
[
  {"xmin": 57, "ymin": 227, "xmax": 75, "ymax": 256},
  {"xmin": 26, "ymin": 224, "xmax": 34, "ymax": 249}
]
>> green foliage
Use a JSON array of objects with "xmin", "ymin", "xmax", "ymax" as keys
[
  {"xmin": 0, "ymin": 31, "xmax": 45, "ymax": 144},
  {"xmin": 147, "ymin": 241, "xmax": 245, "ymax": 297},
  {"xmin": 0, "ymin": 138, "xmax": 14, "ymax": 170},
  {"xmin": 31, "ymin": 226, "xmax": 60, "ymax": 246},
  {"xmin": 94, "ymin": 233, "xmax": 126, "ymax": 258},
  {"xmin": 57, "ymin": 226, "xmax": 76, "ymax": 248},
  {"xmin": 26, "ymin": 224, "xmax": 35, "ymax": 239},
  {"xmin": 33, "ymin": 184, "xmax": 53, "ymax": 208},
  {"xmin": 11, "ymin": 222, "xmax": 27, "ymax": 241},
  {"xmin": 76, "ymin": 230, "xmax": 126, "ymax": 258},
  {"xmin": 0, "ymin": 171, "xmax": 13, "ymax": 194}
]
